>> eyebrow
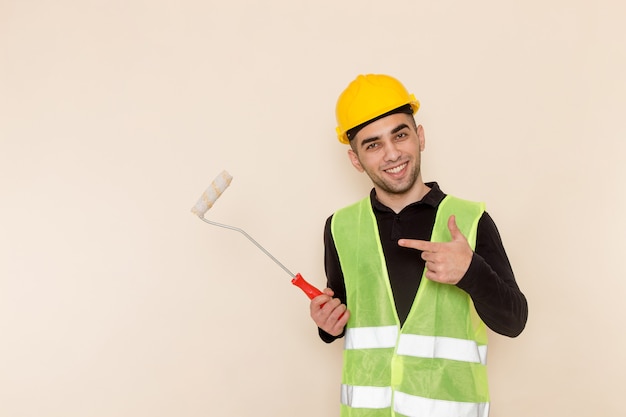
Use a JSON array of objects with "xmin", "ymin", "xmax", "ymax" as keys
[{"xmin": 359, "ymin": 123, "xmax": 411, "ymax": 149}]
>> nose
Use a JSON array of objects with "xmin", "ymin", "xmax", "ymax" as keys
[{"xmin": 383, "ymin": 141, "xmax": 401, "ymax": 162}]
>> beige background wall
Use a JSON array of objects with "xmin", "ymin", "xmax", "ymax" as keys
[{"xmin": 1, "ymin": 1, "xmax": 624, "ymax": 416}]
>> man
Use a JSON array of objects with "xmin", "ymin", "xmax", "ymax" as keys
[{"xmin": 309, "ymin": 74, "xmax": 528, "ymax": 417}]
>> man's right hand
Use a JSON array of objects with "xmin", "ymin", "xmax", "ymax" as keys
[{"xmin": 310, "ymin": 288, "xmax": 350, "ymax": 336}]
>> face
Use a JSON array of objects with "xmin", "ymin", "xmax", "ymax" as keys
[{"xmin": 348, "ymin": 112, "xmax": 425, "ymax": 198}]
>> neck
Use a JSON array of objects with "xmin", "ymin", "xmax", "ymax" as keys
[{"xmin": 375, "ymin": 179, "xmax": 430, "ymax": 213}]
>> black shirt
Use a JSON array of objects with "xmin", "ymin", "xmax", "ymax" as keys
[{"xmin": 320, "ymin": 183, "xmax": 528, "ymax": 343}]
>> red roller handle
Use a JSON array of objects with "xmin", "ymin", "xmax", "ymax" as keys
[{"xmin": 291, "ymin": 273, "xmax": 323, "ymax": 299}]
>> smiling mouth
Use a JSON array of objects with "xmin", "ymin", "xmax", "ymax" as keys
[{"xmin": 385, "ymin": 163, "xmax": 407, "ymax": 174}]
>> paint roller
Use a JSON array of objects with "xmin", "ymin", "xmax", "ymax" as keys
[{"xmin": 191, "ymin": 170, "xmax": 323, "ymax": 300}]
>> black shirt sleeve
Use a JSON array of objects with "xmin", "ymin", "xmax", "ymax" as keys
[
  {"xmin": 456, "ymin": 212, "xmax": 528, "ymax": 337},
  {"xmin": 318, "ymin": 215, "xmax": 346, "ymax": 343}
]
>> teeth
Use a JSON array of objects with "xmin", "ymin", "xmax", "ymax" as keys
[{"xmin": 386, "ymin": 163, "xmax": 406, "ymax": 174}]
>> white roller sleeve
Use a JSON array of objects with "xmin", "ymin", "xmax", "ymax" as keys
[{"xmin": 191, "ymin": 170, "xmax": 233, "ymax": 217}]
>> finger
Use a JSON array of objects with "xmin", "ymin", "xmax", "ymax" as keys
[
  {"xmin": 448, "ymin": 215, "xmax": 466, "ymax": 242},
  {"xmin": 313, "ymin": 288, "xmax": 334, "ymax": 306},
  {"xmin": 398, "ymin": 238, "xmax": 437, "ymax": 252},
  {"xmin": 424, "ymin": 260, "xmax": 446, "ymax": 280},
  {"xmin": 328, "ymin": 303, "xmax": 347, "ymax": 322},
  {"xmin": 310, "ymin": 293, "xmax": 332, "ymax": 313},
  {"xmin": 340, "ymin": 310, "xmax": 350, "ymax": 325},
  {"xmin": 311, "ymin": 299, "xmax": 336, "ymax": 327},
  {"xmin": 424, "ymin": 268, "xmax": 438, "ymax": 281},
  {"xmin": 335, "ymin": 309, "xmax": 350, "ymax": 328},
  {"xmin": 420, "ymin": 250, "xmax": 435, "ymax": 262},
  {"xmin": 328, "ymin": 309, "xmax": 350, "ymax": 334},
  {"xmin": 320, "ymin": 297, "xmax": 342, "ymax": 315},
  {"xmin": 421, "ymin": 250, "xmax": 445, "ymax": 264},
  {"xmin": 320, "ymin": 304, "xmax": 349, "ymax": 335},
  {"xmin": 424, "ymin": 260, "xmax": 438, "ymax": 273}
]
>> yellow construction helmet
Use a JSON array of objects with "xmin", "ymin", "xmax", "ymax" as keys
[{"xmin": 335, "ymin": 74, "xmax": 420, "ymax": 144}]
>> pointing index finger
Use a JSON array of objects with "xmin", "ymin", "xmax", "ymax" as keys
[{"xmin": 398, "ymin": 238, "xmax": 438, "ymax": 252}]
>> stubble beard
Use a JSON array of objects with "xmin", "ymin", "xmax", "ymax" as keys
[{"xmin": 366, "ymin": 160, "xmax": 421, "ymax": 196}]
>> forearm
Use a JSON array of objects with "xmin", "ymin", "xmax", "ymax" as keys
[
  {"xmin": 318, "ymin": 273, "xmax": 347, "ymax": 343},
  {"xmin": 455, "ymin": 213, "xmax": 528, "ymax": 337},
  {"xmin": 319, "ymin": 215, "xmax": 347, "ymax": 343},
  {"xmin": 457, "ymin": 253, "xmax": 528, "ymax": 337}
]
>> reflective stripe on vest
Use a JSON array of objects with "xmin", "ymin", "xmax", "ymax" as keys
[
  {"xmin": 332, "ymin": 195, "xmax": 489, "ymax": 416},
  {"xmin": 345, "ymin": 326, "xmax": 487, "ymax": 365},
  {"xmin": 340, "ymin": 386, "xmax": 490, "ymax": 417},
  {"xmin": 344, "ymin": 325, "xmax": 398, "ymax": 349}
]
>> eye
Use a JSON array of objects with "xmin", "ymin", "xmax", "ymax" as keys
[{"xmin": 365, "ymin": 142, "xmax": 380, "ymax": 150}]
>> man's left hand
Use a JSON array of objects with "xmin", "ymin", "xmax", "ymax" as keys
[{"xmin": 397, "ymin": 215, "xmax": 473, "ymax": 285}]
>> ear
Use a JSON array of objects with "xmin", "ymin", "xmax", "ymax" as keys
[
  {"xmin": 348, "ymin": 149, "xmax": 364, "ymax": 172},
  {"xmin": 416, "ymin": 124, "xmax": 426, "ymax": 151}
]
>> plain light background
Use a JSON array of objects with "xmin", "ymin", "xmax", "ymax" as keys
[{"xmin": 1, "ymin": 1, "xmax": 624, "ymax": 416}]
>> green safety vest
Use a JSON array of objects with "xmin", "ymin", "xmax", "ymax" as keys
[{"xmin": 331, "ymin": 195, "xmax": 489, "ymax": 417}]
